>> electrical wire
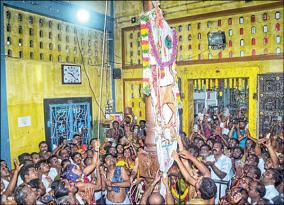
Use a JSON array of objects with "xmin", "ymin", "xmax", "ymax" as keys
[
  {"xmin": 75, "ymin": 32, "xmax": 106, "ymax": 119},
  {"xmin": 97, "ymin": 0, "xmax": 108, "ymax": 139}
]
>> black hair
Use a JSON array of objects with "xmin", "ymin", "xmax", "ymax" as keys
[
  {"xmin": 47, "ymin": 155, "xmax": 57, "ymax": 164},
  {"xmin": 248, "ymin": 154, "xmax": 259, "ymax": 165},
  {"xmin": 19, "ymin": 164, "xmax": 35, "ymax": 181},
  {"xmin": 14, "ymin": 184, "xmax": 28, "ymax": 204},
  {"xmin": 18, "ymin": 153, "xmax": 30, "ymax": 165},
  {"xmin": 72, "ymin": 133, "xmax": 80, "ymax": 139},
  {"xmin": 61, "ymin": 159, "xmax": 71, "ymax": 168},
  {"xmin": 35, "ymin": 159, "xmax": 48, "ymax": 169},
  {"xmin": 269, "ymin": 168, "xmax": 282, "ymax": 186},
  {"xmin": 200, "ymin": 144, "xmax": 212, "ymax": 151},
  {"xmin": 39, "ymin": 141, "xmax": 47, "ymax": 147},
  {"xmin": 51, "ymin": 180, "xmax": 69, "ymax": 199},
  {"xmin": 31, "ymin": 152, "xmax": 39, "ymax": 156},
  {"xmin": 206, "ymin": 138, "xmax": 215, "ymax": 143},
  {"xmin": 251, "ymin": 166, "xmax": 262, "ymax": 180},
  {"xmin": 230, "ymin": 138, "xmax": 239, "ymax": 145},
  {"xmin": 248, "ymin": 140, "xmax": 256, "ymax": 149},
  {"xmin": 199, "ymin": 177, "xmax": 217, "ymax": 200},
  {"xmin": 112, "ymin": 120, "xmax": 119, "ymax": 125},
  {"xmin": 28, "ymin": 178, "xmax": 41, "ymax": 189},
  {"xmin": 123, "ymin": 147, "xmax": 131, "ymax": 155},
  {"xmin": 188, "ymin": 144, "xmax": 199, "ymax": 157},
  {"xmin": 59, "ymin": 149, "xmax": 68, "ymax": 157},
  {"xmin": 213, "ymin": 141, "xmax": 224, "ymax": 150},
  {"xmin": 233, "ymin": 146, "xmax": 244, "ymax": 154},
  {"xmin": 193, "ymin": 136, "xmax": 202, "ymax": 142},
  {"xmin": 116, "ymin": 143, "xmax": 124, "ymax": 149},
  {"xmin": 71, "ymin": 152, "xmax": 82, "ymax": 161},
  {"xmin": 254, "ymin": 181, "xmax": 266, "ymax": 198},
  {"xmin": 89, "ymin": 138, "xmax": 97, "ymax": 144},
  {"xmin": 83, "ymin": 157, "xmax": 92, "ymax": 165}
]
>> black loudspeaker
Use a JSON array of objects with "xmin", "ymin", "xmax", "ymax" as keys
[{"xmin": 112, "ymin": 69, "xmax": 121, "ymax": 79}]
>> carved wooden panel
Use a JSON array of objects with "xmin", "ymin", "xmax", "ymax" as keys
[{"xmin": 258, "ymin": 73, "xmax": 284, "ymax": 137}]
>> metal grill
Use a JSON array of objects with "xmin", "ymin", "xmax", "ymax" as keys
[{"xmin": 48, "ymin": 102, "xmax": 91, "ymax": 149}]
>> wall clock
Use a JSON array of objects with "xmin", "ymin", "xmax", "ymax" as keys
[{"xmin": 62, "ymin": 64, "xmax": 81, "ymax": 84}]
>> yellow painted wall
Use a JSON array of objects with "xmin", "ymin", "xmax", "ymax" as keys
[
  {"xmin": 4, "ymin": 7, "xmax": 110, "ymax": 163},
  {"xmin": 114, "ymin": 1, "xmax": 283, "ymax": 138}
]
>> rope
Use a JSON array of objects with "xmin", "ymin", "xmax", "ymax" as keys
[{"xmin": 97, "ymin": 1, "xmax": 108, "ymax": 141}]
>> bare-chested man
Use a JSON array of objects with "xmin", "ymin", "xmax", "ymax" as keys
[{"xmin": 103, "ymin": 154, "xmax": 130, "ymax": 204}]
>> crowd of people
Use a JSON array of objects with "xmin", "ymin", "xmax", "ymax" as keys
[{"xmin": 1, "ymin": 107, "xmax": 283, "ymax": 204}]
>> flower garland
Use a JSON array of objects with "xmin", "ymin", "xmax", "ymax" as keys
[
  {"xmin": 147, "ymin": 21, "xmax": 178, "ymax": 70},
  {"xmin": 170, "ymin": 184, "xmax": 189, "ymax": 201},
  {"xmin": 140, "ymin": 14, "xmax": 151, "ymax": 96}
]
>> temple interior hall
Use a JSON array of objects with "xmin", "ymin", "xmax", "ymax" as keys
[{"xmin": 0, "ymin": 1, "xmax": 283, "ymax": 204}]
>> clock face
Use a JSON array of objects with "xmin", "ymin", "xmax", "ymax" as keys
[{"xmin": 62, "ymin": 65, "xmax": 81, "ymax": 84}]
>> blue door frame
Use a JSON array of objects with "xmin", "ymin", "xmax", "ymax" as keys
[{"xmin": 44, "ymin": 97, "xmax": 92, "ymax": 150}]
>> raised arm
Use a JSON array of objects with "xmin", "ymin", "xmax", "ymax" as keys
[
  {"xmin": 177, "ymin": 135, "xmax": 193, "ymax": 174},
  {"xmin": 172, "ymin": 151, "xmax": 196, "ymax": 186},
  {"xmin": 178, "ymin": 150, "xmax": 210, "ymax": 177},
  {"xmin": 140, "ymin": 171, "xmax": 161, "ymax": 205},
  {"xmin": 83, "ymin": 151, "xmax": 99, "ymax": 176},
  {"xmin": 259, "ymin": 136, "xmax": 279, "ymax": 168},
  {"xmin": 3, "ymin": 159, "xmax": 23, "ymax": 197},
  {"xmin": 206, "ymin": 161, "xmax": 226, "ymax": 179},
  {"xmin": 130, "ymin": 157, "xmax": 139, "ymax": 182},
  {"xmin": 162, "ymin": 174, "xmax": 175, "ymax": 205}
]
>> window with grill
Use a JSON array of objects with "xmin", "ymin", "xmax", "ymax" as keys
[
  {"xmin": 30, "ymin": 52, "xmax": 34, "ymax": 59},
  {"xmin": 18, "ymin": 39, "xmax": 23, "ymax": 47},
  {"xmin": 18, "ymin": 13, "xmax": 23, "ymax": 22},
  {"xmin": 8, "ymin": 49, "xmax": 12, "ymax": 57},
  {"xmin": 38, "ymin": 30, "xmax": 43, "ymax": 38},
  {"xmin": 28, "ymin": 16, "xmax": 33, "ymax": 24},
  {"xmin": 18, "ymin": 25, "xmax": 23, "ymax": 34},
  {"xmin": 39, "ymin": 18, "xmax": 44, "ymax": 27},
  {"xmin": 29, "ymin": 28, "xmax": 33, "ymax": 36},
  {"xmin": 48, "ymin": 21, "xmax": 53, "ymax": 28},
  {"xmin": 6, "ymin": 23, "xmax": 11, "ymax": 32},
  {"xmin": 6, "ymin": 11, "xmax": 11, "ymax": 19}
]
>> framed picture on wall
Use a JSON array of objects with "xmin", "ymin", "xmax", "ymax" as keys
[{"xmin": 62, "ymin": 64, "xmax": 81, "ymax": 84}]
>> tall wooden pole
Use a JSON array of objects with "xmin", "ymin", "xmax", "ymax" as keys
[
  {"xmin": 137, "ymin": 1, "xmax": 159, "ymax": 180},
  {"xmin": 142, "ymin": 1, "xmax": 156, "ymax": 153}
]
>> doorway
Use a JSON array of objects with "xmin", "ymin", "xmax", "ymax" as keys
[{"xmin": 44, "ymin": 97, "xmax": 92, "ymax": 149}]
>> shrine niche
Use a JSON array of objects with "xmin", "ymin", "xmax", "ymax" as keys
[{"xmin": 258, "ymin": 73, "xmax": 284, "ymax": 137}]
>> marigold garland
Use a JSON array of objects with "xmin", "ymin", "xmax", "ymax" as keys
[{"xmin": 170, "ymin": 185, "xmax": 189, "ymax": 201}]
